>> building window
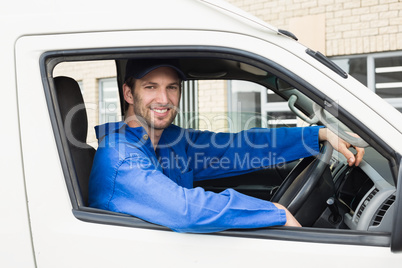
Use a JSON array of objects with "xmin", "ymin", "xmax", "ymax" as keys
[
  {"xmin": 375, "ymin": 57, "xmax": 402, "ymax": 99},
  {"xmin": 174, "ymin": 80, "xmax": 199, "ymax": 129},
  {"xmin": 99, "ymin": 78, "xmax": 121, "ymax": 124},
  {"xmin": 228, "ymin": 80, "xmax": 296, "ymax": 131},
  {"xmin": 332, "ymin": 51, "xmax": 402, "ymax": 112},
  {"xmin": 267, "ymin": 111, "xmax": 297, "ymax": 129}
]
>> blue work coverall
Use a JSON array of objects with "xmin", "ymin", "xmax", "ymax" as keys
[{"xmin": 89, "ymin": 122, "xmax": 321, "ymax": 233}]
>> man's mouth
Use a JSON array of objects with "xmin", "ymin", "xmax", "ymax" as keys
[{"xmin": 151, "ymin": 107, "xmax": 169, "ymax": 114}]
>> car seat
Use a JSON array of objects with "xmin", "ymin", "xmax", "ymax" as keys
[{"xmin": 54, "ymin": 76, "xmax": 96, "ymax": 206}]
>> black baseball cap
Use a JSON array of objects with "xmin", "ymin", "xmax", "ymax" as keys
[{"xmin": 124, "ymin": 58, "xmax": 187, "ymax": 81}]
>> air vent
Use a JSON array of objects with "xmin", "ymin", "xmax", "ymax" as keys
[
  {"xmin": 356, "ymin": 188, "xmax": 379, "ymax": 223},
  {"xmin": 370, "ymin": 195, "xmax": 396, "ymax": 227}
]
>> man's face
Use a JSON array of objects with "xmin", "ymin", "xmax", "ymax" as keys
[{"xmin": 130, "ymin": 67, "xmax": 181, "ymax": 130}]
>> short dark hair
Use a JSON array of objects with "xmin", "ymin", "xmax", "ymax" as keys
[
  {"xmin": 123, "ymin": 77, "xmax": 136, "ymax": 114},
  {"xmin": 125, "ymin": 76, "xmax": 136, "ymax": 90}
]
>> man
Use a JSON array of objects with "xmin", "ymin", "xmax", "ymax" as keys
[{"xmin": 89, "ymin": 59, "xmax": 364, "ymax": 232}]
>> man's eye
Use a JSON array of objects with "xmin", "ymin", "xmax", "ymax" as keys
[
  {"xmin": 168, "ymin": 86, "xmax": 179, "ymax": 90},
  {"xmin": 145, "ymin": 86, "xmax": 155, "ymax": 89}
]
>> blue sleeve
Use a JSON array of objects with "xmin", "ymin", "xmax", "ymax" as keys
[
  {"xmin": 186, "ymin": 126, "xmax": 322, "ymax": 180},
  {"xmin": 89, "ymin": 146, "xmax": 287, "ymax": 233}
]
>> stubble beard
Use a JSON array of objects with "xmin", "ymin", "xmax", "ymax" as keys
[{"xmin": 132, "ymin": 93, "xmax": 178, "ymax": 131}]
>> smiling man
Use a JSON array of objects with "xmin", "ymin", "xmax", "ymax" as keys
[
  {"xmin": 88, "ymin": 58, "xmax": 363, "ymax": 233},
  {"xmin": 122, "ymin": 59, "xmax": 183, "ymax": 148}
]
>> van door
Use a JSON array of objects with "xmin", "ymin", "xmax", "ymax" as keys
[{"xmin": 15, "ymin": 30, "xmax": 402, "ymax": 267}]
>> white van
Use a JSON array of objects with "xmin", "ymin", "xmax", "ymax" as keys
[{"xmin": 1, "ymin": 0, "xmax": 402, "ymax": 266}]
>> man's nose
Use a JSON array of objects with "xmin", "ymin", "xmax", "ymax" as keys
[{"xmin": 155, "ymin": 87, "xmax": 169, "ymax": 104}]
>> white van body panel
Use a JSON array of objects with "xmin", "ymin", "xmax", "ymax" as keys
[{"xmin": 1, "ymin": 0, "xmax": 401, "ymax": 266}]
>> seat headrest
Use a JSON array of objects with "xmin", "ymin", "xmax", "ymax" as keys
[{"xmin": 54, "ymin": 76, "xmax": 88, "ymax": 145}]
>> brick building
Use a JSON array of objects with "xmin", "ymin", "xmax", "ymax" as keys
[
  {"xmin": 226, "ymin": 0, "xmax": 402, "ymax": 109},
  {"xmin": 228, "ymin": 0, "xmax": 402, "ymax": 55}
]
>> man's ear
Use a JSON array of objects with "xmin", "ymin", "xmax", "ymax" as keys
[{"xmin": 123, "ymin": 83, "xmax": 134, "ymax": 105}]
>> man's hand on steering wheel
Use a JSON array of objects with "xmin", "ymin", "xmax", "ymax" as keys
[{"xmin": 318, "ymin": 128, "xmax": 365, "ymax": 167}]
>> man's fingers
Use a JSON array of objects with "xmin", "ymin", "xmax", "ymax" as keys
[
  {"xmin": 341, "ymin": 144, "xmax": 364, "ymax": 166},
  {"xmin": 354, "ymin": 146, "xmax": 365, "ymax": 166},
  {"xmin": 338, "ymin": 146, "xmax": 356, "ymax": 166},
  {"xmin": 319, "ymin": 128, "xmax": 365, "ymax": 167}
]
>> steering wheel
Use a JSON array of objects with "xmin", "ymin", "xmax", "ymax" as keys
[{"xmin": 270, "ymin": 141, "xmax": 335, "ymax": 226}]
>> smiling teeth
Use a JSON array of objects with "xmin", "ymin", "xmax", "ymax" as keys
[{"xmin": 153, "ymin": 108, "xmax": 168, "ymax": 113}]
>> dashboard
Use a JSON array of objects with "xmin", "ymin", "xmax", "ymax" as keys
[{"xmin": 332, "ymin": 147, "xmax": 396, "ymax": 232}]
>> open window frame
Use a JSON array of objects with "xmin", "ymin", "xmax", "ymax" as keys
[{"xmin": 40, "ymin": 45, "xmax": 401, "ymax": 250}]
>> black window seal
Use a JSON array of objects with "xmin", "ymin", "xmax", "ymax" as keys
[{"xmin": 306, "ymin": 48, "xmax": 348, "ymax": 79}]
